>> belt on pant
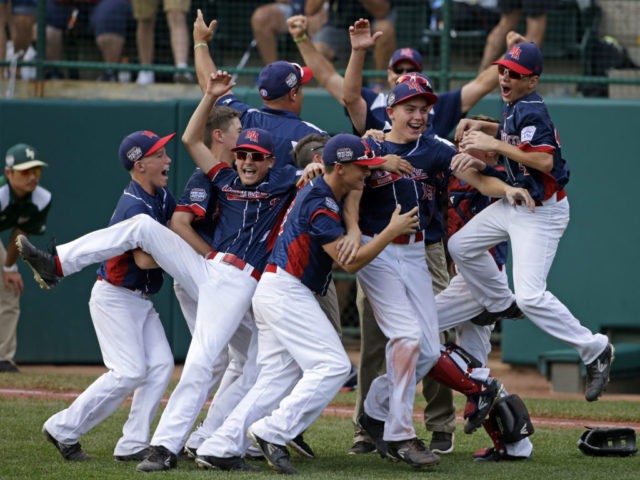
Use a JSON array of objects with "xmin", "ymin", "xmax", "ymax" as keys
[
  {"xmin": 265, "ymin": 264, "xmax": 278, "ymax": 274},
  {"xmin": 208, "ymin": 252, "xmax": 261, "ymax": 281},
  {"xmin": 96, "ymin": 276, "xmax": 148, "ymax": 297},
  {"xmin": 362, "ymin": 230, "xmax": 424, "ymax": 245},
  {"xmin": 535, "ymin": 189, "xmax": 567, "ymax": 207}
]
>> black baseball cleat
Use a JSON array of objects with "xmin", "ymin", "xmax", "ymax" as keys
[
  {"xmin": 387, "ymin": 438, "xmax": 440, "ymax": 468},
  {"xmin": 287, "ymin": 433, "xmax": 315, "ymax": 458},
  {"xmin": 357, "ymin": 412, "xmax": 395, "ymax": 460},
  {"xmin": 0, "ymin": 360, "xmax": 19, "ymax": 373},
  {"xmin": 473, "ymin": 447, "xmax": 529, "ymax": 462},
  {"xmin": 248, "ymin": 428, "xmax": 297, "ymax": 475},
  {"xmin": 195, "ymin": 454, "xmax": 260, "ymax": 471},
  {"xmin": 180, "ymin": 445, "xmax": 197, "ymax": 461},
  {"xmin": 470, "ymin": 300, "xmax": 524, "ymax": 326},
  {"xmin": 347, "ymin": 440, "xmax": 377, "ymax": 455},
  {"xmin": 585, "ymin": 343, "xmax": 615, "ymax": 402},
  {"xmin": 429, "ymin": 431, "xmax": 454, "ymax": 454},
  {"xmin": 464, "ymin": 378, "xmax": 504, "ymax": 434},
  {"xmin": 16, "ymin": 234, "xmax": 60, "ymax": 289},
  {"xmin": 114, "ymin": 447, "xmax": 151, "ymax": 462},
  {"xmin": 43, "ymin": 427, "xmax": 90, "ymax": 461},
  {"xmin": 136, "ymin": 445, "xmax": 177, "ymax": 472}
]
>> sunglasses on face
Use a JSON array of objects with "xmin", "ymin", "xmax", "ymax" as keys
[
  {"xmin": 391, "ymin": 66, "xmax": 418, "ymax": 75},
  {"xmin": 498, "ymin": 65, "xmax": 530, "ymax": 80},
  {"xmin": 396, "ymin": 73, "xmax": 432, "ymax": 90},
  {"xmin": 235, "ymin": 151, "xmax": 271, "ymax": 162},
  {"xmin": 13, "ymin": 166, "xmax": 42, "ymax": 177}
]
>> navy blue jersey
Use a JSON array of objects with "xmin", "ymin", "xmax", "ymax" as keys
[
  {"xmin": 360, "ymin": 134, "xmax": 455, "ymax": 235},
  {"xmin": 208, "ymin": 163, "xmax": 299, "ymax": 271},
  {"xmin": 497, "ymin": 91, "xmax": 570, "ymax": 202},
  {"xmin": 268, "ymin": 176, "xmax": 344, "ymax": 295},
  {"xmin": 175, "ymin": 168, "xmax": 217, "ymax": 246},
  {"xmin": 216, "ymin": 94, "xmax": 327, "ymax": 169},
  {"xmin": 360, "ymin": 87, "xmax": 463, "ymax": 138},
  {"xmin": 97, "ymin": 180, "xmax": 176, "ymax": 294}
]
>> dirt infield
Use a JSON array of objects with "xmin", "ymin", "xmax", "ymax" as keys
[{"xmin": 3, "ymin": 348, "xmax": 640, "ymax": 431}]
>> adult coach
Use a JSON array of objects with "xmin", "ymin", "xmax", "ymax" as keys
[
  {"xmin": 192, "ymin": 9, "xmax": 327, "ymax": 168},
  {"xmin": 453, "ymin": 41, "xmax": 613, "ymax": 402},
  {"xmin": 0, "ymin": 144, "xmax": 50, "ymax": 373}
]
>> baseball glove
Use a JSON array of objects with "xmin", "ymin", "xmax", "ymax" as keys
[{"xmin": 577, "ymin": 427, "xmax": 638, "ymax": 457}]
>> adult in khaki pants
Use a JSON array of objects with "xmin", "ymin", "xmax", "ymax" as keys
[{"xmin": 0, "ymin": 144, "xmax": 51, "ymax": 372}]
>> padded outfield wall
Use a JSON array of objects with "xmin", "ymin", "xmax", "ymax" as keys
[{"xmin": 1, "ymin": 91, "xmax": 638, "ymax": 364}]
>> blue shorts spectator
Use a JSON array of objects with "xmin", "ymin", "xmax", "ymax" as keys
[{"xmin": 0, "ymin": 0, "xmax": 36, "ymax": 16}]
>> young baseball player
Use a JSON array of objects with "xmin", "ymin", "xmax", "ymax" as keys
[
  {"xmin": 453, "ymin": 41, "xmax": 614, "ymax": 402},
  {"xmin": 191, "ymin": 133, "xmax": 420, "ymax": 474},
  {"xmin": 0, "ymin": 143, "xmax": 51, "ymax": 373},
  {"xmin": 193, "ymin": 9, "xmax": 328, "ymax": 168},
  {"xmin": 351, "ymin": 77, "xmax": 536, "ymax": 468},
  {"xmin": 40, "ymin": 130, "xmax": 177, "ymax": 462}
]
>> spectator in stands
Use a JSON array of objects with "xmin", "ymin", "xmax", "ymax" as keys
[
  {"xmin": 478, "ymin": 0, "xmax": 553, "ymax": 71},
  {"xmin": 251, "ymin": 1, "xmax": 328, "ymax": 66},
  {"xmin": 45, "ymin": 0, "xmax": 135, "ymax": 81},
  {"xmin": 0, "ymin": 0, "xmax": 36, "ymax": 78},
  {"xmin": 430, "ymin": 0, "xmax": 499, "ymax": 33},
  {"xmin": 132, "ymin": 0, "xmax": 192, "ymax": 84},
  {"xmin": 305, "ymin": 0, "xmax": 396, "ymax": 88}
]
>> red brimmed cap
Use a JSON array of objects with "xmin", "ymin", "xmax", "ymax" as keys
[
  {"xmin": 118, "ymin": 130, "xmax": 175, "ymax": 171},
  {"xmin": 323, "ymin": 134, "xmax": 385, "ymax": 167},
  {"xmin": 387, "ymin": 76, "xmax": 438, "ymax": 108},
  {"xmin": 231, "ymin": 128, "xmax": 275, "ymax": 155},
  {"xmin": 493, "ymin": 42, "xmax": 543, "ymax": 76}
]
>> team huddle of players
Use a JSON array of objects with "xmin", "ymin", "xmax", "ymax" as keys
[{"xmin": 18, "ymin": 11, "xmax": 614, "ymax": 475}]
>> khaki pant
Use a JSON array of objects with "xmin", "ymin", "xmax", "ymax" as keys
[
  {"xmin": 353, "ymin": 240, "xmax": 455, "ymax": 442},
  {"xmin": 0, "ymin": 242, "xmax": 21, "ymax": 363}
]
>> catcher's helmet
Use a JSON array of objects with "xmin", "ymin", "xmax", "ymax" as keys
[{"xmin": 577, "ymin": 427, "xmax": 638, "ymax": 457}]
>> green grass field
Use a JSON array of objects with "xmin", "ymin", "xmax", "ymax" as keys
[{"xmin": 1, "ymin": 370, "xmax": 639, "ymax": 479}]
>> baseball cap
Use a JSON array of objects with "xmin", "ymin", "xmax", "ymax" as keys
[
  {"xmin": 322, "ymin": 134, "xmax": 386, "ymax": 167},
  {"xmin": 387, "ymin": 75, "xmax": 438, "ymax": 108},
  {"xmin": 118, "ymin": 130, "xmax": 176, "ymax": 171},
  {"xmin": 257, "ymin": 61, "xmax": 313, "ymax": 100},
  {"xmin": 231, "ymin": 128, "xmax": 275, "ymax": 155},
  {"xmin": 388, "ymin": 48, "xmax": 423, "ymax": 72},
  {"xmin": 493, "ymin": 42, "xmax": 543, "ymax": 76},
  {"xmin": 5, "ymin": 143, "xmax": 48, "ymax": 171}
]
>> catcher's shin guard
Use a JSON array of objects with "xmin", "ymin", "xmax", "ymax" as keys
[
  {"xmin": 482, "ymin": 394, "xmax": 535, "ymax": 450},
  {"xmin": 427, "ymin": 343, "xmax": 483, "ymax": 396}
]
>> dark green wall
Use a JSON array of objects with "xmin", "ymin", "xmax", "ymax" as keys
[{"xmin": 1, "ymin": 92, "xmax": 638, "ymax": 365}]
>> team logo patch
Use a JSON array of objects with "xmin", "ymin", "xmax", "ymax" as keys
[
  {"xmin": 5, "ymin": 154, "xmax": 14, "ymax": 168},
  {"xmin": 387, "ymin": 93, "xmax": 396, "ymax": 107},
  {"xmin": 324, "ymin": 196, "xmax": 339, "ymax": 213},
  {"xmin": 189, "ymin": 188, "xmax": 207, "ymax": 202},
  {"xmin": 259, "ymin": 88, "xmax": 269, "ymax": 98},
  {"xmin": 245, "ymin": 129, "xmax": 259, "ymax": 143},
  {"xmin": 508, "ymin": 45, "xmax": 522, "ymax": 60},
  {"xmin": 399, "ymin": 48, "xmax": 415, "ymax": 59},
  {"xmin": 285, "ymin": 72, "xmax": 298, "ymax": 88},
  {"xmin": 521, "ymin": 126, "xmax": 536, "ymax": 143},
  {"xmin": 126, "ymin": 146, "xmax": 143, "ymax": 163},
  {"xmin": 336, "ymin": 147, "xmax": 354, "ymax": 162}
]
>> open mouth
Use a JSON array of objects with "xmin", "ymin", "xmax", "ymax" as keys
[
  {"xmin": 408, "ymin": 121, "xmax": 423, "ymax": 133},
  {"xmin": 161, "ymin": 167, "xmax": 170, "ymax": 177}
]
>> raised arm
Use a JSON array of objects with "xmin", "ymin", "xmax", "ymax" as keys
[
  {"xmin": 344, "ymin": 18, "xmax": 382, "ymax": 134},
  {"xmin": 182, "ymin": 71, "xmax": 235, "ymax": 173},
  {"xmin": 193, "ymin": 9, "xmax": 219, "ymax": 93},
  {"xmin": 287, "ymin": 15, "xmax": 345, "ymax": 105}
]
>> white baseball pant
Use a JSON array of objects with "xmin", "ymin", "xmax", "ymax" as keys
[
  {"xmin": 357, "ymin": 236, "xmax": 440, "ymax": 442},
  {"xmin": 43, "ymin": 280, "xmax": 174, "ymax": 456},
  {"xmin": 448, "ymin": 198, "xmax": 608, "ymax": 364},
  {"xmin": 54, "ymin": 214, "xmax": 260, "ymax": 454},
  {"xmin": 197, "ymin": 268, "xmax": 351, "ymax": 456}
]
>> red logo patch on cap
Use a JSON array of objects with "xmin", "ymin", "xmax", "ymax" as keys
[
  {"xmin": 400, "ymin": 48, "xmax": 415, "ymax": 59},
  {"xmin": 245, "ymin": 130, "xmax": 259, "ymax": 143},
  {"xmin": 508, "ymin": 45, "xmax": 522, "ymax": 60}
]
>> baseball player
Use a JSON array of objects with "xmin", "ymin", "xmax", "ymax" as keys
[
  {"xmin": 193, "ymin": 9, "xmax": 328, "ymax": 168},
  {"xmin": 452, "ymin": 42, "xmax": 614, "ymax": 402},
  {"xmin": 40, "ymin": 130, "xmax": 177, "ymax": 462},
  {"xmin": 168, "ymin": 106, "xmax": 257, "ymax": 457},
  {"xmin": 352, "ymin": 78, "xmax": 536, "ymax": 468},
  {"xmin": 192, "ymin": 133, "xmax": 419, "ymax": 474},
  {"xmin": 0, "ymin": 143, "xmax": 51, "ymax": 373}
]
